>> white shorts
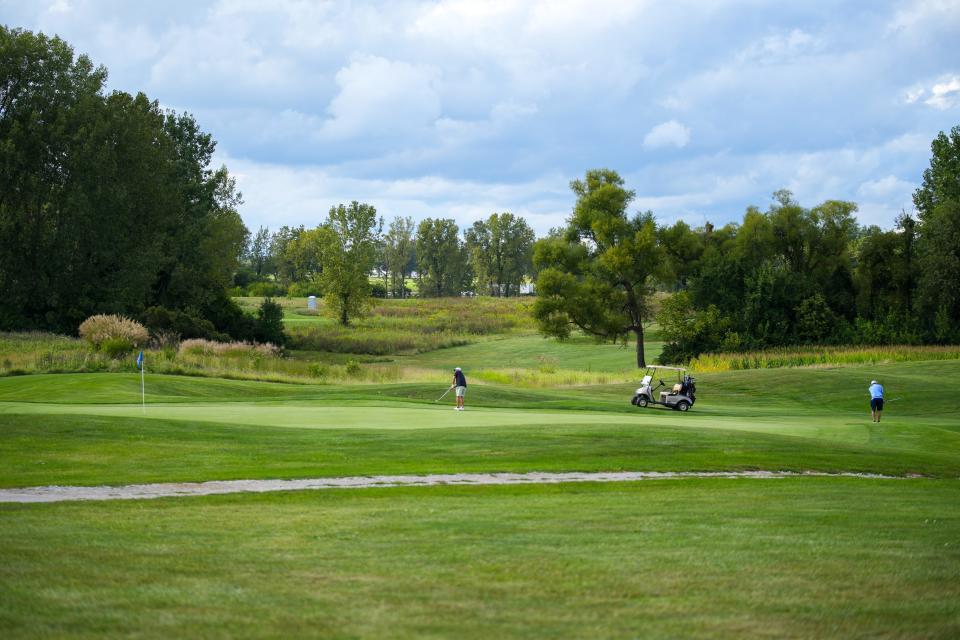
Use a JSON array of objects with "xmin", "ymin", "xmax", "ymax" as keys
[{"xmin": 455, "ymin": 386, "xmax": 466, "ymax": 397}]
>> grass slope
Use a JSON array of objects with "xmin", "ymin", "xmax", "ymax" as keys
[
  {"xmin": 1, "ymin": 360, "xmax": 959, "ymax": 487},
  {"xmin": 2, "ymin": 480, "xmax": 958, "ymax": 639}
]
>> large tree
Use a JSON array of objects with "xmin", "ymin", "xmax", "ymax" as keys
[
  {"xmin": 465, "ymin": 212, "xmax": 535, "ymax": 296},
  {"xmin": 384, "ymin": 215, "xmax": 416, "ymax": 298},
  {"xmin": 247, "ymin": 226, "xmax": 271, "ymax": 276},
  {"xmin": 0, "ymin": 27, "xmax": 248, "ymax": 335},
  {"xmin": 319, "ymin": 201, "xmax": 379, "ymax": 325},
  {"xmin": 533, "ymin": 169, "xmax": 663, "ymax": 367},
  {"xmin": 914, "ymin": 126, "xmax": 960, "ymax": 339},
  {"xmin": 416, "ymin": 218, "xmax": 468, "ymax": 297}
]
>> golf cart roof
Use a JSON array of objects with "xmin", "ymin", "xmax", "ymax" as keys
[{"xmin": 645, "ymin": 365, "xmax": 687, "ymax": 372}]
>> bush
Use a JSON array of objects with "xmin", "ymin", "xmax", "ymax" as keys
[
  {"xmin": 78, "ymin": 315, "xmax": 149, "ymax": 350},
  {"xmin": 255, "ymin": 298, "xmax": 287, "ymax": 346},
  {"xmin": 287, "ymin": 281, "xmax": 321, "ymax": 298},
  {"xmin": 249, "ymin": 281, "xmax": 287, "ymax": 297},
  {"xmin": 178, "ymin": 339, "xmax": 281, "ymax": 358},
  {"xmin": 141, "ymin": 306, "xmax": 223, "ymax": 341}
]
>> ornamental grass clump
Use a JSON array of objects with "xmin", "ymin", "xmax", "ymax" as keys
[
  {"xmin": 78, "ymin": 315, "xmax": 149, "ymax": 355},
  {"xmin": 178, "ymin": 339, "xmax": 281, "ymax": 358}
]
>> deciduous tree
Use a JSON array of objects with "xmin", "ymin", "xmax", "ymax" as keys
[{"xmin": 533, "ymin": 169, "xmax": 663, "ymax": 367}]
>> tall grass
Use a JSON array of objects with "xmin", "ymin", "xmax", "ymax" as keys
[
  {"xmin": 690, "ymin": 345, "xmax": 960, "ymax": 372},
  {"xmin": 281, "ymin": 296, "xmax": 537, "ymax": 354}
]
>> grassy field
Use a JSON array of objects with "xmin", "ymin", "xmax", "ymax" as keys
[{"xmin": 2, "ymin": 299, "xmax": 960, "ymax": 637}]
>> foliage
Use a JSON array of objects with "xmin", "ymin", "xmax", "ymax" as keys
[
  {"xmin": 254, "ymin": 298, "xmax": 287, "ymax": 346},
  {"xmin": 319, "ymin": 202, "xmax": 379, "ymax": 325},
  {"xmin": 465, "ymin": 212, "xmax": 535, "ymax": 296},
  {"xmin": 533, "ymin": 169, "xmax": 663, "ymax": 367},
  {"xmin": 689, "ymin": 344, "xmax": 960, "ymax": 372},
  {"xmin": 78, "ymin": 315, "xmax": 149, "ymax": 352},
  {"xmin": 141, "ymin": 306, "xmax": 224, "ymax": 341},
  {"xmin": 0, "ymin": 27, "xmax": 248, "ymax": 337},
  {"xmin": 656, "ymin": 292, "xmax": 728, "ymax": 364},
  {"xmin": 416, "ymin": 218, "xmax": 469, "ymax": 296},
  {"xmin": 178, "ymin": 339, "xmax": 281, "ymax": 358},
  {"xmin": 384, "ymin": 215, "xmax": 417, "ymax": 298}
]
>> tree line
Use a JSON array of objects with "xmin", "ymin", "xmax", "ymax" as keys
[
  {"xmin": 534, "ymin": 129, "xmax": 960, "ymax": 366},
  {"xmin": 237, "ymin": 211, "xmax": 535, "ymax": 301},
  {"xmin": 4, "ymin": 27, "xmax": 956, "ymax": 358},
  {"xmin": 0, "ymin": 27, "xmax": 283, "ymax": 343}
]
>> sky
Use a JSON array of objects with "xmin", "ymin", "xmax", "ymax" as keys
[{"xmin": 3, "ymin": 0, "xmax": 959, "ymax": 234}]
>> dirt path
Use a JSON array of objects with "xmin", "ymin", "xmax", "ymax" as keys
[{"xmin": 0, "ymin": 470, "xmax": 907, "ymax": 503}]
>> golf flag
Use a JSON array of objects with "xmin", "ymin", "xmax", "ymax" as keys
[{"xmin": 136, "ymin": 351, "xmax": 143, "ymax": 370}]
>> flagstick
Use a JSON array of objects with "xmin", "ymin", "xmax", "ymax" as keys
[{"xmin": 141, "ymin": 358, "xmax": 145, "ymax": 415}]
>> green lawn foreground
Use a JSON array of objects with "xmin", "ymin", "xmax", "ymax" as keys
[
  {"xmin": 2, "ymin": 360, "xmax": 960, "ymax": 638},
  {"xmin": 1, "ymin": 479, "xmax": 958, "ymax": 639}
]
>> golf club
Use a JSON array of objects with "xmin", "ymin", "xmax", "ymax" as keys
[{"xmin": 435, "ymin": 386, "xmax": 454, "ymax": 402}]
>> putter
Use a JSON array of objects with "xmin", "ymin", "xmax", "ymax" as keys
[{"xmin": 435, "ymin": 386, "xmax": 454, "ymax": 402}]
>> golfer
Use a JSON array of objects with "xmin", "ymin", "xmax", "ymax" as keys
[
  {"xmin": 451, "ymin": 367, "xmax": 467, "ymax": 411},
  {"xmin": 869, "ymin": 379, "xmax": 884, "ymax": 423}
]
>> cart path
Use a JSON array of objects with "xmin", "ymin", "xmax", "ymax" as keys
[{"xmin": 0, "ymin": 470, "xmax": 915, "ymax": 503}]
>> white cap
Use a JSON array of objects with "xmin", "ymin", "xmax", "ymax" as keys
[
  {"xmin": 871, "ymin": 380, "xmax": 877, "ymax": 384},
  {"xmin": 455, "ymin": 367, "xmax": 461, "ymax": 371}
]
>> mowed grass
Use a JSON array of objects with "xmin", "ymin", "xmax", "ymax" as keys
[
  {"xmin": 1, "ymin": 360, "xmax": 959, "ymax": 487},
  {"xmin": 2, "ymin": 355, "xmax": 960, "ymax": 637},
  {"xmin": 2, "ymin": 480, "xmax": 958, "ymax": 638}
]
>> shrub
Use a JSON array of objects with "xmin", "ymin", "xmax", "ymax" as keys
[
  {"xmin": 345, "ymin": 359, "xmax": 362, "ymax": 377},
  {"xmin": 255, "ymin": 298, "xmax": 287, "ymax": 346},
  {"xmin": 287, "ymin": 281, "xmax": 321, "ymax": 297},
  {"xmin": 78, "ymin": 315, "xmax": 149, "ymax": 350},
  {"xmin": 178, "ymin": 339, "xmax": 281, "ymax": 358},
  {"xmin": 248, "ymin": 281, "xmax": 287, "ymax": 297},
  {"xmin": 142, "ymin": 306, "xmax": 222, "ymax": 341}
]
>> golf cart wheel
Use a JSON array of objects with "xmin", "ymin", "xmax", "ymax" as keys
[
  {"xmin": 637, "ymin": 395, "xmax": 649, "ymax": 408},
  {"xmin": 676, "ymin": 400, "xmax": 690, "ymax": 412}
]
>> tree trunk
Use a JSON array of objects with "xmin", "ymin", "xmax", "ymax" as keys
[{"xmin": 634, "ymin": 326, "xmax": 646, "ymax": 368}]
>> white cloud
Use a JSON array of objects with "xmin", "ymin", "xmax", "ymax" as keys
[
  {"xmin": 925, "ymin": 75, "xmax": 960, "ymax": 109},
  {"xmin": 223, "ymin": 154, "xmax": 570, "ymax": 235},
  {"xmin": 321, "ymin": 55, "xmax": 441, "ymax": 139},
  {"xmin": 643, "ymin": 120, "xmax": 691, "ymax": 149},
  {"xmin": 857, "ymin": 175, "xmax": 914, "ymax": 199},
  {"xmin": 903, "ymin": 84, "xmax": 925, "ymax": 104},
  {"xmin": 736, "ymin": 28, "xmax": 818, "ymax": 64}
]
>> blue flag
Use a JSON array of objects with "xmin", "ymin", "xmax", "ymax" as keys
[{"xmin": 136, "ymin": 351, "xmax": 143, "ymax": 370}]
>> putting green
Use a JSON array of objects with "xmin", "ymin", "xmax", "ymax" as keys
[{"xmin": 0, "ymin": 401, "xmax": 650, "ymax": 430}]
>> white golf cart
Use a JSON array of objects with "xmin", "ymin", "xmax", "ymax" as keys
[{"xmin": 630, "ymin": 366, "xmax": 697, "ymax": 412}]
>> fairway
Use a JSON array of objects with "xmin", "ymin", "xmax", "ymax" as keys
[{"xmin": 2, "ymin": 362, "xmax": 960, "ymax": 638}]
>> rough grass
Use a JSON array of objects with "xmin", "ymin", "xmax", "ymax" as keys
[
  {"xmin": 691, "ymin": 344, "xmax": 960, "ymax": 372},
  {"xmin": 281, "ymin": 296, "xmax": 537, "ymax": 354}
]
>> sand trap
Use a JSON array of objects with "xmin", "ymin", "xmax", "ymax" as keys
[{"xmin": 0, "ymin": 470, "xmax": 908, "ymax": 503}]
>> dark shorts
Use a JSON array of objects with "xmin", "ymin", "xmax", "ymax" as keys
[{"xmin": 871, "ymin": 398, "xmax": 884, "ymax": 411}]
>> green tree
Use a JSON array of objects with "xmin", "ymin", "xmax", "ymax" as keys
[
  {"xmin": 319, "ymin": 201, "xmax": 379, "ymax": 325},
  {"xmin": 914, "ymin": 126, "xmax": 960, "ymax": 329},
  {"xmin": 0, "ymin": 27, "xmax": 250, "ymax": 337},
  {"xmin": 533, "ymin": 169, "xmax": 663, "ymax": 367},
  {"xmin": 465, "ymin": 212, "xmax": 535, "ymax": 296},
  {"xmin": 416, "ymin": 218, "xmax": 467, "ymax": 297},
  {"xmin": 269, "ymin": 225, "xmax": 305, "ymax": 284},
  {"xmin": 247, "ymin": 226, "xmax": 271, "ymax": 276},
  {"xmin": 384, "ymin": 215, "xmax": 416, "ymax": 298},
  {"xmin": 658, "ymin": 220, "xmax": 704, "ymax": 290}
]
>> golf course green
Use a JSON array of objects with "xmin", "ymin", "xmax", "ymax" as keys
[{"xmin": 2, "ymin": 359, "xmax": 959, "ymax": 637}]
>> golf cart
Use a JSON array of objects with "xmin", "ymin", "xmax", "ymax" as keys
[{"xmin": 630, "ymin": 366, "xmax": 697, "ymax": 412}]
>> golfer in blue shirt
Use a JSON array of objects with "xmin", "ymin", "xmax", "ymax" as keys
[
  {"xmin": 452, "ymin": 367, "xmax": 467, "ymax": 411},
  {"xmin": 869, "ymin": 380, "xmax": 884, "ymax": 423}
]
